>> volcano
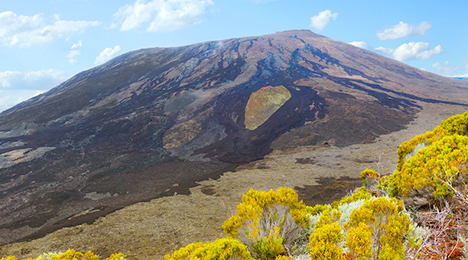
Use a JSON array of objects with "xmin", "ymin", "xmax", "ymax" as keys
[{"xmin": 1, "ymin": 29, "xmax": 468, "ymax": 246}]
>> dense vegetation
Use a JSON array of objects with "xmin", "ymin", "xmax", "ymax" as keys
[{"xmin": 2, "ymin": 112, "xmax": 468, "ymax": 259}]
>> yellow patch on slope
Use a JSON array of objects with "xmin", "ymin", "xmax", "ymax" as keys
[{"xmin": 244, "ymin": 85, "xmax": 291, "ymax": 130}]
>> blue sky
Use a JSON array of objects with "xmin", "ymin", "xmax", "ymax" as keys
[{"xmin": 1, "ymin": 0, "xmax": 467, "ymax": 112}]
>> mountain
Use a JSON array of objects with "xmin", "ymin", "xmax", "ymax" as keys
[{"xmin": 1, "ymin": 29, "xmax": 468, "ymax": 246}]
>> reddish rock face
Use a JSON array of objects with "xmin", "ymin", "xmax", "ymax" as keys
[{"xmin": 1, "ymin": 30, "xmax": 468, "ymax": 245}]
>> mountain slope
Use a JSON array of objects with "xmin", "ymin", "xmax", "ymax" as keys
[{"xmin": 1, "ymin": 29, "xmax": 468, "ymax": 246}]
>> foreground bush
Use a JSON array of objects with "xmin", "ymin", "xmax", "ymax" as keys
[
  {"xmin": 222, "ymin": 188, "xmax": 316, "ymax": 259},
  {"xmin": 345, "ymin": 196, "xmax": 413, "ymax": 259},
  {"xmin": 307, "ymin": 187, "xmax": 419, "ymax": 260},
  {"xmin": 164, "ymin": 237, "xmax": 255, "ymax": 260},
  {"xmin": 380, "ymin": 113, "xmax": 468, "ymax": 219},
  {"xmin": 166, "ymin": 186, "xmax": 417, "ymax": 260},
  {"xmin": 308, "ymin": 222, "xmax": 345, "ymax": 260},
  {"xmin": 375, "ymin": 113, "xmax": 468, "ymax": 259},
  {"xmin": 384, "ymin": 134, "xmax": 468, "ymax": 200},
  {"xmin": 395, "ymin": 112, "xmax": 468, "ymax": 170}
]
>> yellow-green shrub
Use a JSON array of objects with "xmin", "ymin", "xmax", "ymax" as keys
[
  {"xmin": 1, "ymin": 250, "xmax": 126, "ymax": 260},
  {"xmin": 307, "ymin": 203, "xmax": 328, "ymax": 216},
  {"xmin": 164, "ymin": 242, "xmax": 204, "ymax": 260},
  {"xmin": 308, "ymin": 192, "xmax": 414, "ymax": 260},
  {"xmin": 386, "ymin": 134, "xmax": 468, "ymax": 198},
  {"xmin": 345, "ymin": 197, "xmax": 411, "ymax": 260},
  {"xmin": 345, "ymin": 222, "xmax": 372, "ymax": 260},
  {"xmin": 250, "ymin": 227, "xmax": 284, "ymax": 260},
  {"xmin": 331, "ymin": 187, "xmax": 372, "ymax": 208},
  {"xmin": 51, "ymin": 250, "xmax": 98, "ymax": 260},
  {"xmin": 222, "ymin": 187, "xmax": 313, "ymax": 259},
  {"xmin": 164, "ymin": 237, "xmax": 255, "ymax": 260},
  {"xmin": 314, "ymin": 208, "xmax": 341, "ymax": 229},
  {"xmin": 396, "ymin": 112, "xmax": 468, "ymax": 170},
  {"xmin": 360, "ymin": 169, "xmax": 379, "ymax": 187},
  {"xmin": 308, "ymin": 222, "xmax": 345, "ymax": 260},
  {"xmin": 104, "ymin": 253, "xmax": 126, "ymax": 260},
  {"xmin": 223, "ymin": 188, "xmax": 312, "ymax": 236}
]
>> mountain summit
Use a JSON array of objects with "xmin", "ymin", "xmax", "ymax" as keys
[{"xmin": 1, "ymin": 30, "xmax": 468, "ymax": 245}]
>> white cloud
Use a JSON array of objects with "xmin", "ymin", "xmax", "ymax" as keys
[
  {"xmin": 349, "ymin": 41, "xmax": 372, "ymax": 50},
  {"xmin": 377, "ymin": 21, "xmax": 431, "ymax": 41},
  {"xmin": 375, "ymin": 46, "xmax": 393, "ymax": 54},
  {"xmin": 67, "ymin": 40, "xmax": 82, "ymax": 64},
  {"xmin": 309, "ymin": 10, "xmax": 338, "ymax": 31},
  {"xmin": 0, "ymin": 89, "xmax": 38, "ymax": 112},
  {"xmin": 0, "ymin": 71, "xmax": 21, "ymax": 88},
  {"xmin": 393, "ymin": 42, "xmax": 443, "ymax": 61},
  {"xmin": 0, "ymin": 69, "xmax": 67, "ymax": 89},
  {"xmin": 376, "ymin": 42, "xmax": 443, "ymax": 62},
  {"xmin": 94, "ymin": 46, "xmax": 121, "ymax": 65},
  {"xmin": 453, "ymin": 74, "xmax": 468, "ymax": 78},
  {"xmin": 432, "ymin": 61, "xmax": 464, "ymax": 75},
  {"xmin": 0, "ymin": 11, "xmax": 100, "ymax": 47},
  {"xmin": 0, "ymin": 70, "xmax": 68, "ymax": 112},
  {"xmin": 114, "ymin": 0, "xmax": 214, "ymax": 32},
  {"xmin": 68, "ymin": 58, "xmax": 78, "ymax": 65}
]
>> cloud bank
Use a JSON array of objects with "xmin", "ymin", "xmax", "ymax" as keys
[
  {"xmin": 0, "ymin": 89, "xmax": 45, "ymax": 112},
  {"xmin": 309, "ymin": 10, "xmax": 338, "ymax": 31},
  {"xmin": 94, "ymin": 46, "xmax": 121, "ymax": 65},
  {"xmin": 0, "ymin": 11, "xmax": 100, "ymax": 47},
  {"xmin": 377, "ymin": 21, "xmax": 431, "ymax": 41},
  {"xmin": 432, "ymin": 61, "xmax": 467, "ymax": 76},
  {"xmin": 114, "ymin": 0, "xmax": 214, "ymax": 32},
  {"xmin": 0, "ymin": 69, "xmax": 67, "ymax": 89},
  {"xmin": 376, "ymin": 42, "xmax": 443, "ymax": 62}
]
